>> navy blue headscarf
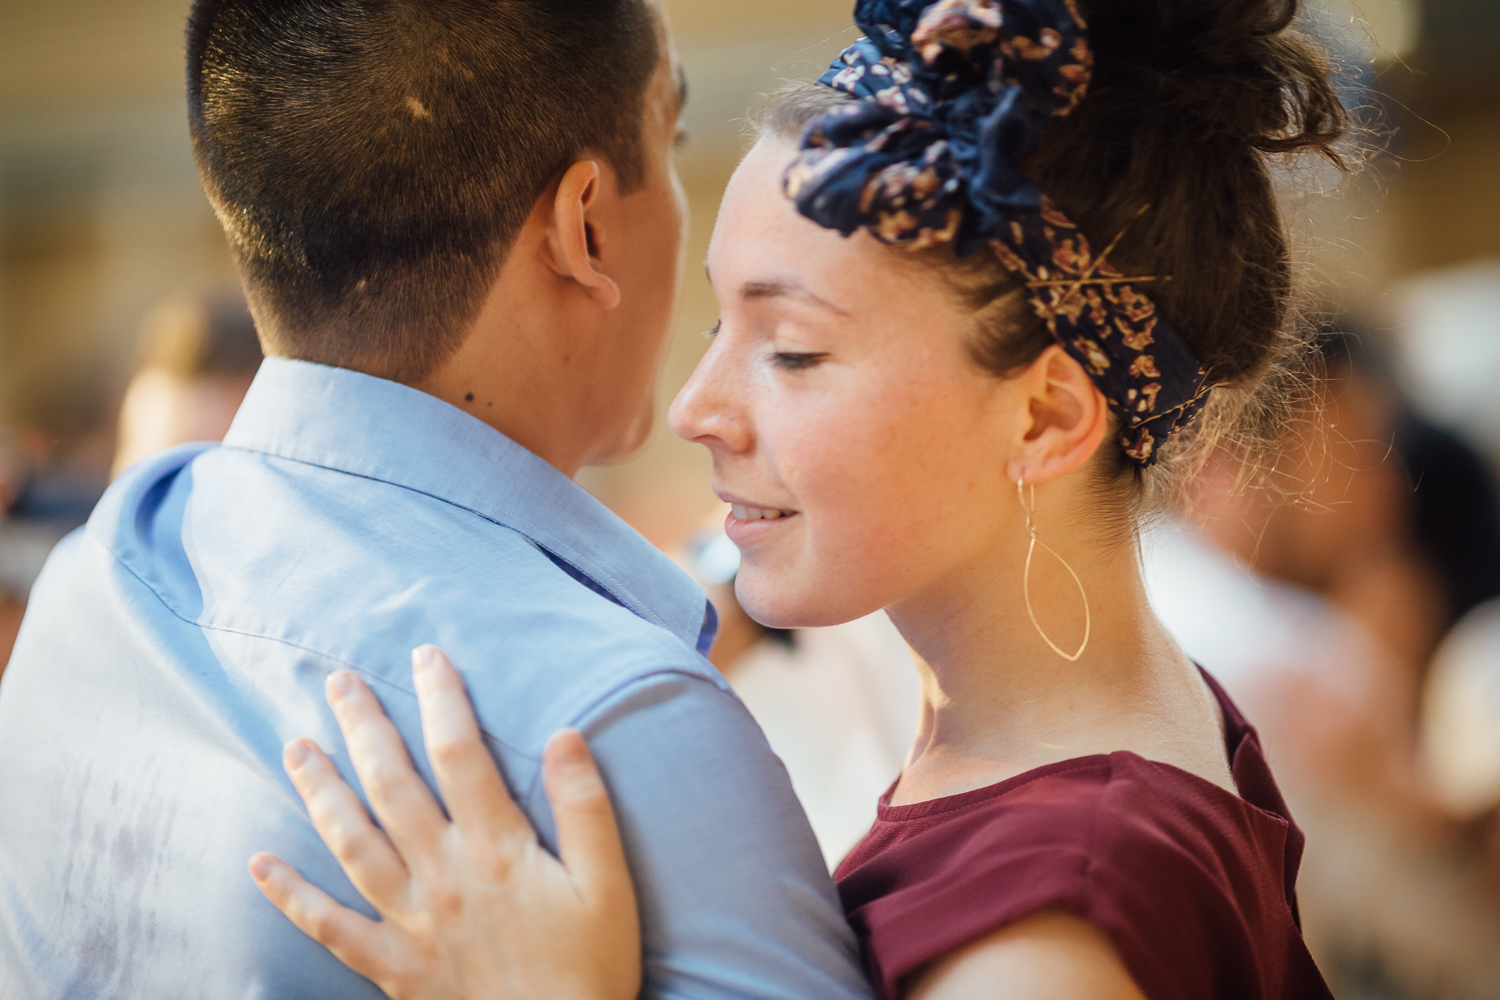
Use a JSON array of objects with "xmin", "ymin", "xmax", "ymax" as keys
[{"xmin": 784, "ymin": 0, "xmax": 1211, "ymax": 466}]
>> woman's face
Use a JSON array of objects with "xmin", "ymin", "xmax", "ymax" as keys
[{"xmin": 669, "ymin": 137, "xmax": 1030, "ymax": 628}]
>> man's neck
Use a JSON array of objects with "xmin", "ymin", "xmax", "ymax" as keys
[{"xmin": 410, "ymin": 262, "xmax": 612, "ymax": 479}]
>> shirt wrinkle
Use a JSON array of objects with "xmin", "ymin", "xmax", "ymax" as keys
[{"xmin": 569, "ymin": 668, "xmax": 743, "ymax": 734}]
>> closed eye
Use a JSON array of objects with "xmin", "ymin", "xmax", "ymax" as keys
[
  {"xmin": 772, "ymin": 351, "xmax": 828, "ymax": 371},
  {"xmin": 702, "ymin": 320, "xmax": 721, "ymax": 340}
]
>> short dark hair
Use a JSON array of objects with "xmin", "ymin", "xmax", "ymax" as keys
[{"xmin": 187, "ymin": 0, "xmax": 660, "ymax": 382}]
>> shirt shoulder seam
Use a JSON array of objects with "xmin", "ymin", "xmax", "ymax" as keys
[
  {"xmin": 81, "ymin": 531, "xmax": 725, "ymax": 798},
  {"xmin": 565, "ymin": 664, "xmax": 739, "ymax": 732}
]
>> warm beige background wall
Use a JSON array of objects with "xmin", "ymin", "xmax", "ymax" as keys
[{"xmin": 0, "ymin": 0, "xmax": 1494, "ymax": 549}]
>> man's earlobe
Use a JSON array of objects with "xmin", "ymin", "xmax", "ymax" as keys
[{"xmin": 545, "ymin": 160, "xmax": 621, "ymax": 310}]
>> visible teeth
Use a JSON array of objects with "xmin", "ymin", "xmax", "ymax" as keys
[{"xmin": 731, "ymin": 504, "xmax": 792, "ymax": 521}]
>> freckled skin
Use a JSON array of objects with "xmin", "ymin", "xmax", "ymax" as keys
[{"xmin": 670, "ymin": 138, "xmax": 1027, "ymax": 630}]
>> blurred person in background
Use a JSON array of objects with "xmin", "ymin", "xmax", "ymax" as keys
[
  {"xmin": 0, "ymin": 359, "xmax": 117, "ymax": 674},
  {"xmin": 1, "ymin": 290, "xmax": 261, "ymax": 673},
  {"xmin": 111, "ymin": 289, "xmax": 263, "ymax": 477},
  {"xmin": 1146, "ymin": 329, "xmax": 1500, "ymax": 998},
  {"xmin": 0, "ymin": 428, "xmax": 28, "ymax": 671},
  {"xmin": 1423, "ymin": 598, "xmax": 1500, "ymax": 868}
]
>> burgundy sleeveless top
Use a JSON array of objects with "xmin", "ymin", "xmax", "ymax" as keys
[{"xmin": 834, "ymin": 671, "xmax": 1331, "ymax": 1000}]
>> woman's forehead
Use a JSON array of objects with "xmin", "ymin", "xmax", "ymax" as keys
[
  {"xmin": 710, "ymin": 139, "xmax": 924, "ymax": 301},
  {"xmin": 715, "ymin": 140, "xmax": 803, "ymax": 236}
]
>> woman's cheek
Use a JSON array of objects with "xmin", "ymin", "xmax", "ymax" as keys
[
  {"xmin": 734, "ymin": 374, "xmax": 936, "ymax": 626},
  {"xmin": 747, "ymin": 499, "xmax": 906, "ymax": 629},
  {"xmin": 732, "ymin": 505, "xmax": 880, "ymax": 628}
]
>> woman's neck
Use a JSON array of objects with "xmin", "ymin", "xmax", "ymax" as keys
[{"xmin": 885, "ymin": 528, "xmax": 1234, "ymax": 804}]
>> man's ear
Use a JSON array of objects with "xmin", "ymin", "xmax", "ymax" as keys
[
  {"xmin": 544, "ymin": 160, "xmax": 621, "ymax": 310},
  {"xmin": 1004, "ymin": 344, "xmax": 1110, "ymax": 485}
]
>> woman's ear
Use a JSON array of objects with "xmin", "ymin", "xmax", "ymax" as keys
[
  {"xmin": 544, "ymin": 160, "xmax": 621, "ymax": 310},
  {"xmin": 1004, "ymin": 344, "xmax": 1110, "ymax": 485}
]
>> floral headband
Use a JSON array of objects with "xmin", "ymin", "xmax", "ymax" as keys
[{"xmin": 783, "ymin": 0, "xmax": 1212, "ymax": 466}]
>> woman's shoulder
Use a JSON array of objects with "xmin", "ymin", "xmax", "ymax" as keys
[
  {"xmin": 835, "ymin": 747, "xmax": 1324, "ymax": 1000},
  {"xmin": 839, "ymin": 748, "xmax": 1290, "ymax": 904}
]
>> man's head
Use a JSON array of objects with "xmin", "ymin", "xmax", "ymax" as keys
[{"xmin": 187, "ymin": 0, "xmax": 664, "ymax": 386}]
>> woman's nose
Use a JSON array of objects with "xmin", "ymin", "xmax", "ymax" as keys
[{"xmin": 669, "ymin": 337, "xmax": 751, "ymax": 454}]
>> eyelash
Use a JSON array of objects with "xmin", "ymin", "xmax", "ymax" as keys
[
  {"xmin": 700, "ymin": 321, "xmax": 826, "ymax": 371},
  {"xmin": 772, "ymin": 352, "xmax": 828, "ymax": 371}
]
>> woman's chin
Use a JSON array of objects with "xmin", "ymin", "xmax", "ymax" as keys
[{"xmin": 735, "ymin": 575, "xmax": 878, "ymax": 631}]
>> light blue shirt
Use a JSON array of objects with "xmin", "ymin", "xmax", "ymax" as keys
[{"xmin": 0, "ymin": 358, "xmax": 872, "ymax": 1000}]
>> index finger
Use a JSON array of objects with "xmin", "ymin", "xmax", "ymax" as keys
[
  {"xmin": 411, "ymin": 645, "xmax": 531, "ymax": 842},
  {"xmin": 326, "ymin": 671, "xmax": 448, "ymax": 858}
]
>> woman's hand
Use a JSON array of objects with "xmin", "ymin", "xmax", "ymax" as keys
[{"xmin": 248, "ymin": 645, "xmax": 641, "ymax": 1000}]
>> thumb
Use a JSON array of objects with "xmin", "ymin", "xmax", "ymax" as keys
[{"xmin": 541, "ymin": 729, "xmax": 635, "ymax": 910}]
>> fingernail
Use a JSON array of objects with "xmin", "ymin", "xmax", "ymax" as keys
[
  {"xmin": 285, "ymin": 738, "xmax": 312, "ymax": 769},
  {"xmin": 549, "ymin": 731, "xmax": 604, "ymax": 799},
  {"xmin": 412, "ymin": 645, "xmax": 439, "ymax": 677},
  {"xmin": 554, "ymin": 730, "xmax": 590, "ymax": 768},
  {"xmin": 249, "ymin": 854, "xmax": 275, "ymax": 881},
  {"xmin": 327, "ymin": 671, "xmax": 356, "ymax": 701}
]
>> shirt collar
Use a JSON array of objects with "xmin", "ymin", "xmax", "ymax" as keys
[{"xmin": 223, "ymin": 356, "xmax": 713, "ymax": 652}]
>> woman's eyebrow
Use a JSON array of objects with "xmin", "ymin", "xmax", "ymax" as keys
[{"xmin": 739, "ymin": 278, "xmax": 851, "ymax": 317}]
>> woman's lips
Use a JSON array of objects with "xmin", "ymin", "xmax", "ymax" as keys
[
  {"xmin": 724, "ymin": 505, "xmax": 799, "ymax": 545},
  {"xmin": 729, "ymin": 503, "xmax": 794, "ymax": 521}
]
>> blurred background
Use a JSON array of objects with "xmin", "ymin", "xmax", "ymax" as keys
[{"xmin": 3, "ymin": 0, "xmax": 1500, "ymax": 996}]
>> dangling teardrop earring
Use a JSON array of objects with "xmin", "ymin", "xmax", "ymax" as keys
[{"xmin": 1018, "ymin": 479, "xmax": 1091, "ymax": 662}]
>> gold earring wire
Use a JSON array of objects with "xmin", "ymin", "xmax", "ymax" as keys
[{"xmin": 1018, "ymin": 479, "xmax": 1091, "ymax": 662}]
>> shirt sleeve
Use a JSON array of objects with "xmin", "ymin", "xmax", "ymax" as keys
[{"xmin": 525, "ymin": 669, "xmax": 875, "ymax": 1000}]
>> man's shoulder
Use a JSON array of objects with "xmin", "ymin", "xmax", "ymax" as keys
[
  {"xmin": 81, "ymin": 442, "xmax": 726, "ymax": 741},
  {"xmin": 9, "ymin": 449, "xmax": 872, "ymax": 1000}
]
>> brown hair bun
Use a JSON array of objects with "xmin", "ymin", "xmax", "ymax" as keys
[{"xmin": 1096, "ymin": 0, "xmax": 1347, "ymax": 161}]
